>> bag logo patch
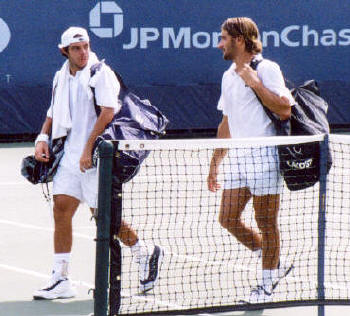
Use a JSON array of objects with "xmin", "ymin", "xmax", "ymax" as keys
[{"xmin": 287, "ymin": 158, "xmax": 313, "ymax": 170}]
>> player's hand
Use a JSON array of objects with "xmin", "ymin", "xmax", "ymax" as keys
[
  {"xmin": 207, "ymin": 170, "xmax": 221, "ymax": 192},
  {"xmin": 80, "ymin": 147, "xmax": 93, "ymax": 172},
  {"xmin": 35, "ymin": 142, "xmax": 50, "ymax": 162},
  {"xmin": 236, "ymin": 63, "xmax": 260, "ymax": 89}
]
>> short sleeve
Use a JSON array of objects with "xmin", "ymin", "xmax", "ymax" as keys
[
  {"xmin": 217, "ymin": 95, "xmax": 227, "ymax": 114},
  {"xmin": 91, "ymin": 64, "xmax": 121, "ymax": 112},
  {"xmin": 258, "ymin": 61, "xmax": 295, "ymax": 106}
]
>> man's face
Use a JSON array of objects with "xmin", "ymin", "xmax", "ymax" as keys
[
  {"xmin": 217, "ymin": 29, "xmax": 238, "ymax": 61},
  {"xmin": 65, "ymin": 41, "xmax": 90, "ymax": 71}
]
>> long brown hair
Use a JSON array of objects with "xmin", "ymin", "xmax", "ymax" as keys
[{"xmin": 221, "ymin": 17, "xmax": 262, "ymax": 54}]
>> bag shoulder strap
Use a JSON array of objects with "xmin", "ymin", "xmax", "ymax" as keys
[
  {"xmin": 90, "ymin": 62, "xmax": 127, "ymax": 117},
  {"xmin": 249, "ymin": 58, "xmax": 278, "ymax": 123},
  {"xmin": 250, "ymin": 58, "xmax": 291, "ymax": 136}
]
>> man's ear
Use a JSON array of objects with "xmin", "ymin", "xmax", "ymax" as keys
[
  {"xmin": 60, "ymin": 47, "xmax": 69, "ymax": 57},
  {"xmin": 235, "ymin": 35, "xmax": 245, "ymax": 45}
]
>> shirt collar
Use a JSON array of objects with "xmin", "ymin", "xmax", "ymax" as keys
[{"xmin": 228, "ymin": 53, "xmax": 263, "ymax": 75}]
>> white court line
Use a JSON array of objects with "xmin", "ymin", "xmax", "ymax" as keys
[
  {"xmin": 0, "ymin": 219, "xmax": 305, "ymax": 285},
  {"xmin": 0, "ymin": 263, "xmax": 182, "ymax": 309},
  {"xmin": 0, "ymin": 182, "xmax": 29, "ymax": 186},
  {"xmin": 0, "ymin": 263, "xmax": 52, "ymax": 280},
  {"xmin": 0, "ymin": 263, "xmax": 93, "ymax": 289},
  {"xmin": 0, "ymin": 219, "xmax": 94, "ymax": 240},
  {"xmin": 122, "ymin": 292, "xmax": 184, "ymax": 309},
  {"xmin": 171, "ymin": 252, "xmax": 255, "ymax": 272}
]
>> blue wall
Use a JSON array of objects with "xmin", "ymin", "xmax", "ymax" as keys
[{"xmin": 0, "ymin": 1, "xmax": 349, "ymax": 133}]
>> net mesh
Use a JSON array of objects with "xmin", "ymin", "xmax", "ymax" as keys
[{"xmin": 98, "ymin": 134, "xmax": 350, "ymax": 315}]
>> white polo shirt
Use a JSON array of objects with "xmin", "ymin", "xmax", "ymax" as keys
[
  {"xmin": 60, "ymin": 63, "xmax": 121, "ymax": 173},
  {"xmin": 217, "ymin": 56, "xmax": 294, "ymax": 138}
]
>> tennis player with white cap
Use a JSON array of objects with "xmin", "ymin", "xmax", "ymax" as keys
[{"xmin": 33, "ymin": 26, "xmax": 163, "ymax": 300}]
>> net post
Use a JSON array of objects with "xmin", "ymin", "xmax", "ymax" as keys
[
  {"xmin": 317, "ymin": 134, "xmax": 328, "ymax": 316},
  {"xmin": 94, "ymin": 140, "xmax": 114, "ymax": 316},
  {"xmin": 109, "ymin": 153, "xmax": 122, "ymax": 316},
  {"xmin": 109, "ymin": 183, "xmax": 123, "ymax": 316}
]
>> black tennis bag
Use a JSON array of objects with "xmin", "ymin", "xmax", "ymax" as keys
[
  {"xmin": 277, "ymin": 80, "xmax": 332, "ymax": 191},
  {"xmin": 251, "ymin": 60, "xmax": 332, "ymax": 191},
  {"xmin": 21, "ymin": 137, "xmax": 65, "ymax": 184},
  {"xmin": 91, "ymin": 63, "xmax": 169, "ymax": 184}
]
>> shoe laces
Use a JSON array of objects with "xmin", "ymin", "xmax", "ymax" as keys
[{"xmin": 251, "ymin": 285, "xmax": 272, "ymax": 296}]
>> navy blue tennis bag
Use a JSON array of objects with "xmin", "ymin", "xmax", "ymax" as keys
[
  {"xmin": 251, "ymin": 59, "xmax": 332, "ymax": 191},
  {"xmin": 91, "ymin": 63, "xmax": 169, "ymax": 184}
]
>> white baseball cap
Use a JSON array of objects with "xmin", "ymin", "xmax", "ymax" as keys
[{"xmin": 58, "ymin": 26, "xmax": 90, "ymax": 49}]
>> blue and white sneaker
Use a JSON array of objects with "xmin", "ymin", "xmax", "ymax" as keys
[
  {"xmin": 139, "ymin": 245, "xmax": 164, "ymax": 293},
  {"xmin": 33, "ymin": 277, "xmax": 77, "ymax": 300},
  {"xmin": 241, "ymin": 260, "xmax": 294, "ymax": 304},
  {"xmin": 273, "ymin": 260, "xmax": 294, "ymax": 289},
  {"xmin": 246, "ymin": 285, "xmax": 273, "ymax": 304}
]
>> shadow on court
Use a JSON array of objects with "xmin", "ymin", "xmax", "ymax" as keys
[
  {"xmin": 242, "ymin": 310, "xmax": 264, "ymax": 315},
  {"xmin": 0, "ymin": 299, "xmax": 93, "ymax": 316}
]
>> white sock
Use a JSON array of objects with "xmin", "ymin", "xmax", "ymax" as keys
[
  {"xmin": 53, "ymin": 253, "xmax": 70, "ymax": 280},
  {"xmin": 130, "ymin": 240, "xmax": 148, "ymax": 263},
  {"xmin": 262, "ymin": 269, "xmax": 278, "ymax": 292},
  {"xmin": 253, "ymin": 249, "xmax": 262, "ymax": 259}
]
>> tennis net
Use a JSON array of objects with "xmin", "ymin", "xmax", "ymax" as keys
[{"xmin": 94, "ymin": 134, "xmax": 350, "ymax": 315}]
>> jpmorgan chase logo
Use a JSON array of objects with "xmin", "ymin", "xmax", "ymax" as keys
[
  {"xmin": 89, "ymin": 1, "xmax": 123, "ymax": 38},
  {"xmin": 89, "ymin": 1, "xmax": 350, "ymax": 49},
  {"xmin": 0, "ymin": 18, "xmax": 11, "ymax": 53}
]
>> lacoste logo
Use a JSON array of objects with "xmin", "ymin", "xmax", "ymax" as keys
[
  {"xmin": 287, "ymin": 158, "xmax": 313, "ymax": 170},
  {"xmin": 286, "ymin": 146, "xmax": 303, "ymax": 159}
]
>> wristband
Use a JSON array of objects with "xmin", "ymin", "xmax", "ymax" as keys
[{"xmin": 35, "ymin": 133, "xmax": 49, "ymax": 146}]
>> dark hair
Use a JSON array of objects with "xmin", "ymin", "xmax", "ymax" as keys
[
  {"xmin": 60, "ymin": 42, "xmax": 90, "ymax": 59},
  {"xmin": 60, "ymin": 46, "xmax": 69, "ymax": 59},
  {"xmin": 221, "ymin": 17, "xmax": 262, "ymax": 54}
]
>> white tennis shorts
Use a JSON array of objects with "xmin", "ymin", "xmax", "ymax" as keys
[
  {"xmin": 223, "ymin": 146, "xmax": 283, "ymax": 195},
  {"xmin": 53, "ymin": 165, "xmax": 98, "ymax": 208}
]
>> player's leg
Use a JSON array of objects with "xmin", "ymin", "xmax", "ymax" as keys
[
  {"xmin": 254, "ymin": 194, "xmax": 280, "ymax": 271},
  {"xmin": 33, "ymin": 166, "xmax": 84, "ymax": 300},
  {"xmin": 117, "ymin": 220, "xmax": 164, "ymax": 293},
  {"xmin": 243, "ymin": 193, "xmax": 281, "ymax": 304},
  {"xmin": 219, "ymin": 187, "xmax": 262, "ymax": 251},
  {"xmin": 91, "ymin": 208, "xmax": 163, "ymax": 293},
  {"xmin": 242, "ymin": 146, "xmax": 293, "ymax": 303},
  {"xmin": 33, "ymin": 194, "xmax": 80, "ymax": 300},
  {"xmin": 117, "ymin": 220, "xmax": 139, "ymax": 246},
  {"xmin": 54, "ymin": 194, "xmax": 80, "ymax": 253}
]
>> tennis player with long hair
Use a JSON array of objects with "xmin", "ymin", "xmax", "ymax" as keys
[{"xmin": 208, "ymin": 17, "xmax": 294, "ymax": 303}]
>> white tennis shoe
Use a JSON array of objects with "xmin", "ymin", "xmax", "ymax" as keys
[
  {"xmin": 246, "ymin": 285, "xmax": 273, "ymax": 304},
  {"xmin": 241, "ymin": 259, "xmax": 294, "ymax": 304},
  {"xmin": 139, "ymin": 245, "xmax": 164, "ymax": 293},
  {"xmin": 33, "ymin": 277, "xmax": 77, "ymax": 300},
  {"xmin": 273, "ymin": 260, "xmax": 294, "ymax": 289}
]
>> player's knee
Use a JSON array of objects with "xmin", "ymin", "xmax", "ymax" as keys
[
  {"xmin": 53, "ymin": 202, "xmax": 74, "ymax": 222},
  {"xmin": 255, "ymin": 214, "xmax": 278, "ymax": 232},
  {"xmin": 219, "ymin": 215, "xmax": 241, "ymax": 232}
]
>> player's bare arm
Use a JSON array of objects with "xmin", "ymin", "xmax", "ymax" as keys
[
  {"xmin": 208, "ymin": 115, "xmax": 230, "ymax": 192},
  {"xmin": 236, "ymin": 64, "xmax": 291, "ymax": 120},
  {"xmin": 80, "ymin": 106, "xmax": 114, "ymax": 172},
  {"xmin": 35, "ymin": 116, "xmax": 52, "ymax": 163}
]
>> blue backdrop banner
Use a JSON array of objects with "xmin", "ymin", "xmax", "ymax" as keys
[{"xmin": 0, "ymin": 1, "xmax": 349, "ymax": 133}]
